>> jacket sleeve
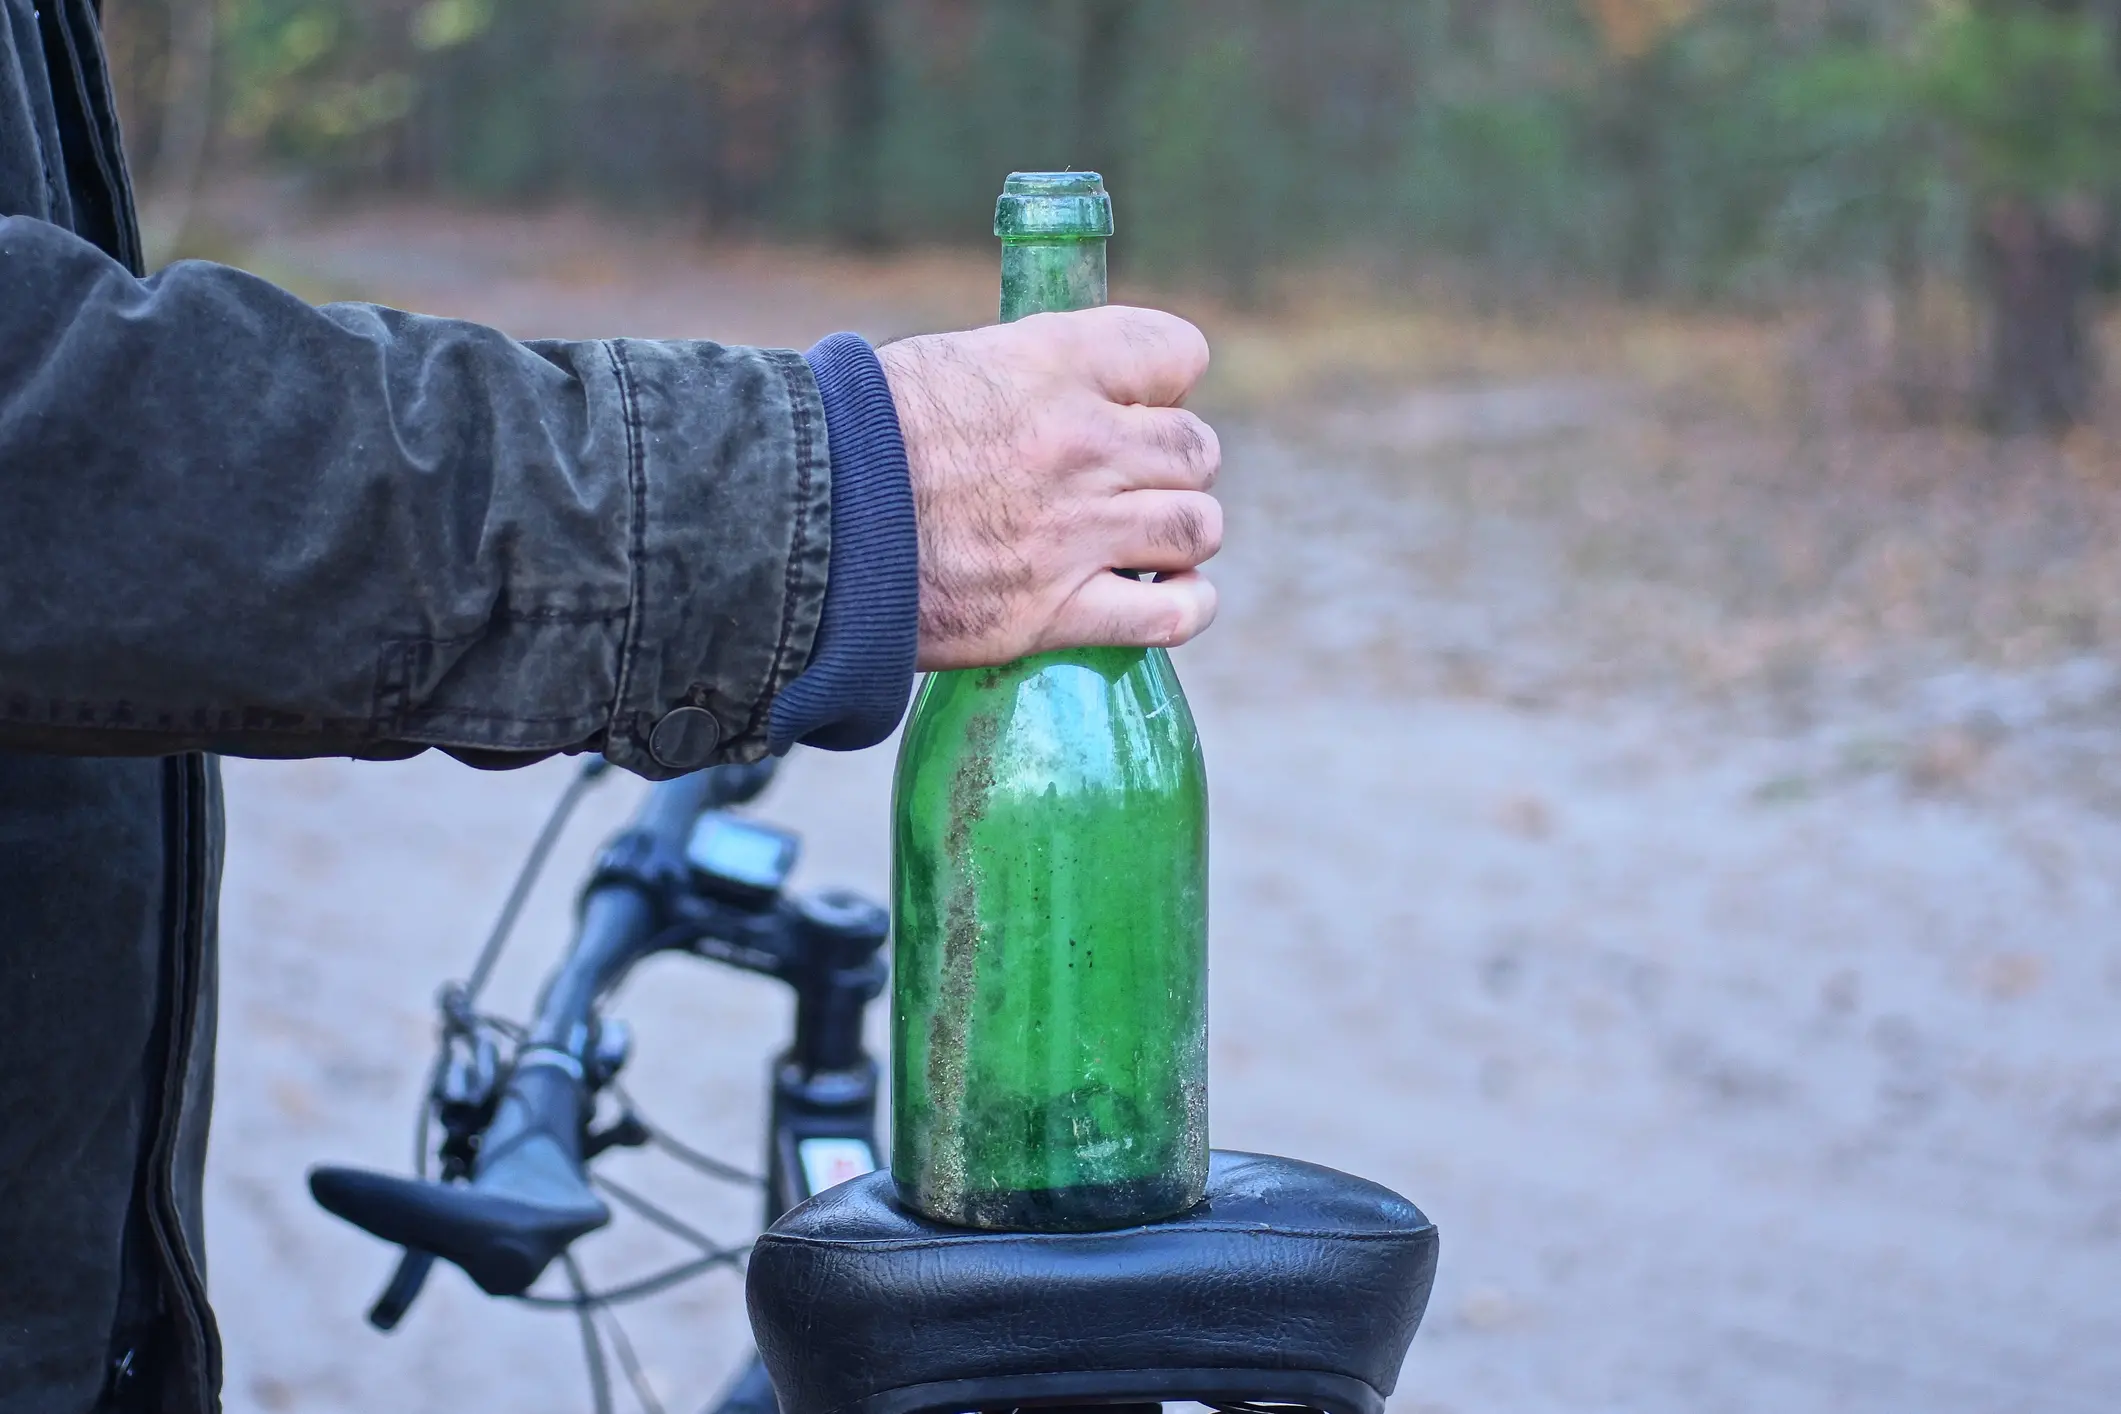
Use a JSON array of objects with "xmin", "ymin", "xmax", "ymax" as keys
[{"xmin": 0, "ymin": 215, "xmax": 832, "ymax": 778}]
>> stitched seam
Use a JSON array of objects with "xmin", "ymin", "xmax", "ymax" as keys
[
  {"xmin": 61, "ymin": 0, "xmax": 145, "ymax": 271},
  {"xmin": 756, "ymin": 1224, "xmax": 1436, "ymax": 1252},
  {"xmin": 371, "ymin": 617, "xmax": 628, "ymax": 731},
  {"xmin": 385, "ymin": 704, "xmax": 611, "ymax": 728},
  {"xmin": 605, "ymin": 341, "xmax": 651, "ymax": 748},
  {"xmin": 835, "ymin": 1368, "xmax": 1384, "ymax": 1386},
  {"xmin": 812, "ymin": 1368, "xmax": 1386, "ymax": 1414},
  {"xmin": 44, "ymin": 0, "xmax": 129, "ymax": 265},
  {"xmin": 3, "ymin": 701, "xmax": 379, "ymax": 731},
  {"xmin": 0, "ymin": 717, "xmax": 607, "ymax": 758},
  {"xmin": 0, "ymin": 701, "xmax": 606, "ymax": 732},
  {"xmin": 748, "ymin": 350, "xmax": 819, "ymax": 742}
]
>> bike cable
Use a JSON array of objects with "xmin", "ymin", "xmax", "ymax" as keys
[
  {"xmin": 416, "ymin": 758, "xmax": 610, "ymax": 1179},
  {"xmin": 468, "ymin": 756, "xmax": 615, "ymax": 1003},
  {"xmin": 413, "ymin": 758, "xmax": 756, "ymax": 1413}
]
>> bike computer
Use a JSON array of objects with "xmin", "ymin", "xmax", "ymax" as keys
[{"xmin": 685, "ymin": 811, "xmax": 799, "ymax": 905}]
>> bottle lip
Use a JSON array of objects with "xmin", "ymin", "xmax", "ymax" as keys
[{"xmin": 996, "ymin": 170, "xmax": 1114, "ymax": 241}]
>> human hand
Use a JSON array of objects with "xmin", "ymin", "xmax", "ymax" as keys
[{"xmin": 878, "ymin": 305, "xmax": 1222, "ymax": 670}]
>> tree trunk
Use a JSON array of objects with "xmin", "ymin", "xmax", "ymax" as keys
[
  {"xmin": 1978, "ymin": 194, "xmax": 2104, "ymax": 434},
  {"xmin": 1598, "ymin": 52, "xmax": 1669, "ymax": 300},
  {"xmin": 825, "ymin": 0, "xmax": 888, "ymax": 250},
  {"xmin": 1075, "ymin": 0, "xmax": 1137, "ymax": 281},
  {"xmin": 1076, "ymin": 0, "xmax": 1138, "ymax": 175},
  {"xmin": 140, "ymin": 0, "xmax": 215, "ymax": 266}
]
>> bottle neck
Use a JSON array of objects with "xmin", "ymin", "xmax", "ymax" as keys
[
  {"xmin": 989, "ymin": 226, "xmax": 1139, "ymax": 675},
  {"xmin": 1000, "ymin": 238, "xmax": 1108, "ymax": 322}
]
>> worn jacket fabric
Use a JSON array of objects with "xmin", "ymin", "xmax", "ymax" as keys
[{"xmin": 1, "ymin": 1, "xmax": 840, "ymax": 1408}]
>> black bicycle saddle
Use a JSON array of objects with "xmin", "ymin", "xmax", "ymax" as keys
[{"xmin": 746, "ymin": 1150, "xmax": 1438, "ymax": 1414}]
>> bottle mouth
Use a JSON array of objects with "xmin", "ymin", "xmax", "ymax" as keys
[
  {"xmin": 996, "ymin": 171, "xmax": 1114, "ymax": 241},
  {"xmin": 1004, "ymin": 171, "xmax": 1105, "ymax": 197}
]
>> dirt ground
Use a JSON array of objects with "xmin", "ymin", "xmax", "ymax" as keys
[{"xmin": 195, "ymin": 197, "xmax": 2121, "ymax": 1414}]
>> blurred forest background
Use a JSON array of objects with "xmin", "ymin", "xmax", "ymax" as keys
[{"xmin": 102, "ymin": 0, "xmax": 2121, "ymax": 433}]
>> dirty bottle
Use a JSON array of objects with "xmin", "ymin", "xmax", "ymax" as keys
[{"xmin": 890, "ymin": 172, "xmax": 1209, "ymax": 1231}]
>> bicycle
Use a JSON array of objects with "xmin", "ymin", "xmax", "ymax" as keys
[{"xmin": 311, "ymin": 758, "xmax": 1440, "ymax": 1414}]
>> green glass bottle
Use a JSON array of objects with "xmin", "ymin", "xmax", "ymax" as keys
[{"xmin": 890, "ymin": 172, "xmax": 1210, "ymax": 1232}]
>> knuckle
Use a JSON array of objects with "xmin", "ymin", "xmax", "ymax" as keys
[
  {"xmin": 1153, "ymin": 497, "xmax": 1220, "ymax": 561},
  {"xmin": 1053, "ymin": 405, "xmax": 1122, "ymax": 469},
  {"xmin": 1114, "ymin": 304, "xmax": 1162, "ymax": 343},
  {"xmin": 1152, "ymin": 313, "xmax": 1210, "ymax": 383},
  {"xmin": 1168, "ymin": 412, "xmax": 1220, "ymax": 484},
  {"xmin": 1119, "ymin": 308, "xmax": 1183, "ymax": 364},
  {"xmin": 1007, "ymin": 312, "xmax": 1071, "ymax": 369}
]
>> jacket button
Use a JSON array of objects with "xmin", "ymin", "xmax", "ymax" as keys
[{"xmin": 649, "ymin": 706, "xmax": 722, "ymax": 771}]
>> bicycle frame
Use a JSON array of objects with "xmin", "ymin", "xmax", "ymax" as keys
[{"xmin": 559, "ymin": 767, "xmax": 889, "ymax": 1228}]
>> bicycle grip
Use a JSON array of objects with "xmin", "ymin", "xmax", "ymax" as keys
[
  {"xmin": 367, "ymin": 1248, "xmax": 435, "ymax": 1331},
  {"xmin": 311, "ymin": 1067, "xmax": 610, "ymax": 1296}
]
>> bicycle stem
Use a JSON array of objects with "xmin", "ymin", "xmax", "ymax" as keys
[{"xmin": 520, "ymin": 769, "xmax": 890, "ymax": 1222}]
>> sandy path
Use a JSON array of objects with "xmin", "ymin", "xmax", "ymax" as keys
[{"xmin": 200, "ymin": 207, "xmax": 2121, "ymax": 1414}]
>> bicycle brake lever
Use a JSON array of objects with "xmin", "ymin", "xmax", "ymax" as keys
[
  {"xmin": 585, "ymin": 1111, "xmax": 651, "ymax": 1160},
  {"xmin": 367, "ymin": 1247, "xmax": 436, "ymax": 1331}
]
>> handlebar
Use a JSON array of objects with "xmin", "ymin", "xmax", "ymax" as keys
[
  {"xmin": 525, "ymin": 758, "xmax": 773, "ymax": 1055},
  {"xmin": 311, "ymin": 759, "xmax": 787, "ymax": 1304}
]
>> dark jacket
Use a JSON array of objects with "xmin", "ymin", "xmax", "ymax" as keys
[{"xmin": 1, "ymin": 3, "xmax": 914, "ymax": 1409}]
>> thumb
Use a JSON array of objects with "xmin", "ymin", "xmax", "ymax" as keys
[
  {"xmin": 1048, "ymin": 569, "xmax": 1219, "ymax": 651},
  {"xmin": 1059, "ymin": 306, "xmax": 1212, "ymax": 408}
]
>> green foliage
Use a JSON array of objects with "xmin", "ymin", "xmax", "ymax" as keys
[
  {"xmin": 1916, "ymin": 3, "xmax": 2121, "ymax": 199},
  {"xmin": 219, "ymin": 0, "xmax": 416, "ymax": 164},
  {"xmin": 1128, "ymin": 33, "xmax": 1289, "ymax": 292},
  {"xmin": 410, "ymin": 0, "xmax": 494, "ymax": 52},
  {"xmin": 1401, "ymin": 93, "xmax": 1589, "ymax": 281},
  {"xmin": 170, "ymin": 0, "xmax": 2121, "ymax": 299},
  {"xmin": 1757, "ymin": 37, "xmax": 1946, "ymax": 281}
]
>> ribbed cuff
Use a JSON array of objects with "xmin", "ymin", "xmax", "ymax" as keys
[{"xmin": 768, "ymin": 333, "xmax": 919, "ymax": 753}]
